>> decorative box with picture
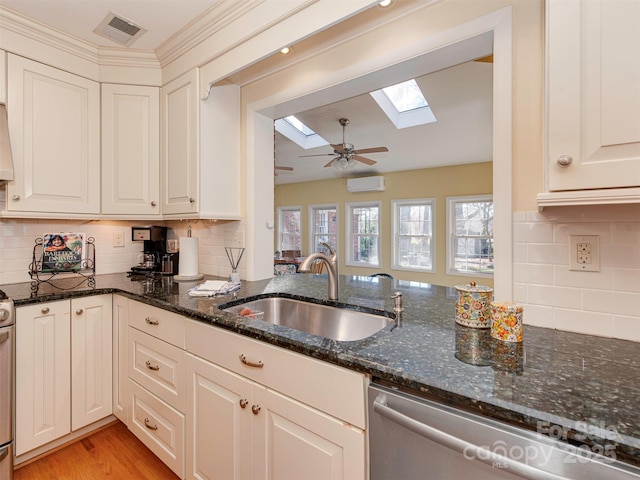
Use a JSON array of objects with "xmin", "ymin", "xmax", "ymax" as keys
[{"xmin": 29, "ymin": 233, "xmax": 96, "ymax": 292}]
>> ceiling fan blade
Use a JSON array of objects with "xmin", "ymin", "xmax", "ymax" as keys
[
  {"xmin": 324, "ymin": 158, "xmax": 338, "ymax": 168},
  {"xmin": 299, "ymin": 153, "xmax": 336, "ymax": 158},
  {"xmin": 354, "ymin": 146, "xmax": 388, "ymax": 154},
  {"xmin": 354, "ymin": 155, "xmax": 377, "ymax": 166},
  {"xmin": 331, "ymin": 143, "xmax": 346, "ymax": 154},
  {"xmin": 275, "ymin": 165, "xmax": 293, "ymax": 171}
]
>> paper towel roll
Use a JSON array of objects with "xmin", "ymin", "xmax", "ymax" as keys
[{"xmin": 178, "ymin": 237, "xmax": 200, "ymax": 278}]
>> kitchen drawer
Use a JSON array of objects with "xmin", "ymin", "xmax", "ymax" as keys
[
  {"xmin": 185, "ymin": 319, "xmax": 367, "ymax": 430},
  {"xmin": 129, "ymin": 327, "xmax": 186, "ymax": 413},
  {"xmin": 129, "ymin": 379, "xmax": 185, "ymax": 478},
  {"xmin": 129, "ymin": 301, "xmax": 185, "ymax": 348}
]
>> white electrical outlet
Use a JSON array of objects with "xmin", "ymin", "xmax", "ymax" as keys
[
  {"xmin": 568, "ymin": 235, "xmax": 600, "ymax": 272},
  {"xmin": 113, "ymin": 231, "xmax": 125, "ymax": 248}
]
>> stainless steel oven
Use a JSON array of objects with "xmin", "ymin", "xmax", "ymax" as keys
[{"xmin": 0, "ymin": 291, "xmax": 14, "ymax": 480}]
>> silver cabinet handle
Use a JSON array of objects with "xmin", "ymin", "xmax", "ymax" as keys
[
  {"xmin": 144, "ymin": 417, "xmax": 158, "ymax": 431},
  {"xmin": 145, "ymin": 360, "xmax": 160, "ymax": 371},
  {"xmin": 0, "ymin": 445, "xmax": 8, "ymax": 462},
  {"xmin": 251, "ymin": 405, "xmax": 261, "ymax": 415},
  {"xmin": 0, "ymin": 309, "xmax": 9, "ymax": 321},
  {"xmin": 239, "ymin": 354, "xmax": 263, "ymax": 368},
  {"xmin": 12, "ymin": 195, "xmax": 19, "ymax": 201},
  {"xmin": 41, "ymin": 307, "xmax": 50, "ymax": 314},
  {"xmin": 373, "ymin": 396, "xmax": 564, "ymax": 480},
  {"xmin": 239, "ymin": 399, "xmax": 248, "ymax": 409},
  {"xmin": 151, "ymin": 201, "xmax": 157, "ymax": 207},
  {"xmin": 76, "ymin": 309, "xmax": 83, "ymax": 315},
  {"xmin": 556, "ymin": 155, "xmax": 573, "ymax": 167},
  {"xmin": 145, "ymin": 317, "xmax": 159, "ymax": 325},
  {"xmin": 189, "ymin": 197, "xmax": 195, "ymax": 204}
]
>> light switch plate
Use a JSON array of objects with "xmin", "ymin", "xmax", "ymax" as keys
[
  {"xmin": 568, "ymin": 235, "xmax": 599, "ymax": 272},
  {"xmin": 113, "ymin": 231, "xmax": 125, "ymax": 248}
]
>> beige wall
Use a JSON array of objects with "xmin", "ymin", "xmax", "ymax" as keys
[{"xmin": 275, "ymin": 162, "xmax": 493, "ymax": 287}]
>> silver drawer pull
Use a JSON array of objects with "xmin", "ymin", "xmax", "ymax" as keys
[
  {"xmin": 251, "ymin": 405, "xmax": 261, "ymax": 415},
  {"xmin": 144, "ymin": 417, "xmax": 158, "ymax": 430},
  {"xmin": 239, "ymin": 354, "xmax": 263, "ymax": 368},
  {"xmin": 41, "ymin": 307, "xmax": 50, "ymax": 314},
  {"xmin": 76, "ymin": 309, "xmax": 83, "ymax": 315},
  {"xmin": 145, "ymin": 360, "xmax": 160, "ymax": 371},
  {"xmin": 239, "ymin": 399, "xmax": 248, "ymax": 409},
  {"xmin": 145, "ymin": 317, "xmax": 159, "ymax": 325}
]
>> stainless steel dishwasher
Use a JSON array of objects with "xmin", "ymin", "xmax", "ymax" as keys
[{"xmin": 368, "ymin": 382, "xmax": 640, "ymax": 480}]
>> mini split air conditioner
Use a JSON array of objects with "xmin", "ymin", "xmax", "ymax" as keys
[{"xmin": 347, "ymin": 176, "xmax": 385, "ymax": 193}]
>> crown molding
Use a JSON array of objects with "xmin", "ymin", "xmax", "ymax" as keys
[
  {"xmin": 0, "ymin": 6, "xmax": 100, "ymax": 65},
  {"xmin": 155, "ymin": 0, "xmax": 264, "ymax": 67}
]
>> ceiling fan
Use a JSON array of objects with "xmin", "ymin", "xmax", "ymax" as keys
[{"xmin": 299, "ymin": 118, "xmax": 388, "ymax": 168}]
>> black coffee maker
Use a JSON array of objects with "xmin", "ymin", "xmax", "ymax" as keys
[{"xmin": 130, "ymin": 226, "xmax": 179, "ymax": 275}]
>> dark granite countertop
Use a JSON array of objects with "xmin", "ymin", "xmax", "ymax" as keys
[{"xmin": 3, "ymin": 273, "xmax": 640, "ymax": 467}]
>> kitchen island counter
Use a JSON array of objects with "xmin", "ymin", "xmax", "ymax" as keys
[{"xmin": 4, "ymin": 273, "xmax": 639, "ymax": 467}]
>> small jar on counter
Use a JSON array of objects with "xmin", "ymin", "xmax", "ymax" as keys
[{"xmin": 490, "ymin": 301, "xmax": 524, "ymax": 342}]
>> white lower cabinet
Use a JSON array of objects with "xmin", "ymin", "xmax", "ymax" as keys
[
  {"xmin": 124, "ymin": 300, "xmax": 367, "ymax": 480},
  {"xmin": 186, "ymin": 353, "xmax": 366, "ymax": 480},
  {"xmin": 16, "ymin": 295, "xmax": 113, "ymax": 456}
]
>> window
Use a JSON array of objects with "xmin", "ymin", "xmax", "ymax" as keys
[
  {"xmin": 346, "ymin": 202, "xmax": 380, "ymax": 267},
  {"xmin": 277, "ymin": 206, "xmax": 301, "ymax": 252},
  {"xmin": 392, "ymin": 199, "xmax": 435, "ymax": 272},
  {"xmin": 309, "ymin": 205, "xmax": 338, "ymax": 254},
  {"xmin": 447, "ymin": 195, "xmax": 494, "ymax": 277}
]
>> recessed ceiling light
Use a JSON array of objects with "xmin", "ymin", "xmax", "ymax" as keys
[
  {"xmin": 280, "ymin": 46, "xmax": 292, "ymax": 55},
  {"xmin": 379, "ymin": 0, "xmax": 393, "ymax": 7}
]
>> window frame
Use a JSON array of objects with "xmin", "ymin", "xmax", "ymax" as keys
[
  {"xmin": 391, "ymin": 198, "xmax": 436, "ymax": 273},
  {"xmin": 308, "ymin": 204, "xmax": 338, "ymax": 255},
  {"xmin": 345, "ymin": 201, "xmax": 381, "ymax": 268},
  {"xmin": 277, "ymin": 205, "xmax": 302, "ymax": 253},
  {"xmin": 446, "ymin": 194, "xmax": 494, "ymax": 278}
]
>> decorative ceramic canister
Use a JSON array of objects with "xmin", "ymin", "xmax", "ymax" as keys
[
  {"xmin": 454, "ymin": 281, "xmax": 494, "ymax": 328},
  {"xmin": 490, "ymin": 301, "xmax": 524, "ymax": 342}
]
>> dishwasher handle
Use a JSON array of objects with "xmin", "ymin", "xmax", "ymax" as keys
[{"xmin": 373, "ymin": 395, "xmax": 566, "ymax": 480}]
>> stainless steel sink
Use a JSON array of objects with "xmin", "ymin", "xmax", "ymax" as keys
[{"xmin": 222, "ymin": 297, "xmax": 393, "ymax": 341}]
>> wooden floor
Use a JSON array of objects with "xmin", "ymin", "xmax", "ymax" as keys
[{"xmin": 14, "ymin": 422, "xmax": 179, "ymax": 480}]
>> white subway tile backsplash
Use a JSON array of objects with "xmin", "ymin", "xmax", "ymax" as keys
[
  {"xmin": 553, "ymin": 308, "xmax": 613, "ymax": 337},
  {"xmin": 515, "ymin": 207, "xmax": 640, "ymax": 341},
  {"xmin": 526, "ymin": 243, "xmax": 567, "ymax": 265},
  {"xmin": 513, "ymin": 221, "xmax": 554, "ymax": 243}
]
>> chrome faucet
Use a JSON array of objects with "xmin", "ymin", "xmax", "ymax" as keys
[{"xmin": 299, "ymin": 242, "xmax": 339, "ymax": 300}]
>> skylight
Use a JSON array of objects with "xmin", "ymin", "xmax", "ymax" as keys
[
  {"xmin": 370, "ymin": 79, "xmax": 436, "ymax": 129},
  {"xmin": 275, "ymin": 115, "xmax": 328, "ymax": 149},
  {"xmin": 381, "ymin": 80, "xmax": 428, "ymax": 112}
]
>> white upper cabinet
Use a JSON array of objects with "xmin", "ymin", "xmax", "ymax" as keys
[
  {"xmin": 0, "ymin": 50, "xmax": 6, "ymax": 104},
  {"xmin": 101, "ymin": 84, "xmax": 160, "ymax": 216},
  {"xmin": 544, "ymin": 0, "xmax": 640, "ymax": 198},
  {"xmin": 6, "ymin": 54, "xmax": 100, "ymax": 214},
  {"xmin": 161, "ymin": 70, "xmax": 241, "ymax": 219}
]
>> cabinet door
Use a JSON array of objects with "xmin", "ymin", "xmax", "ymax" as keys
[
  {"xmin": 161, "ymin": 69, "xmax": 198, "ymax": 215},
  {"xmin": 7, "ymin": 54, "xmax": 100, "ymax": 213},
  {"xmin": 15, "ymin": 301, "xmax": 70, "ymax": 455},
  {"xmin": 113, "ymin": 295, "xmax": 129, "ymax": 424},
  {"xmin": 185, "ymin": 353, "xmax": 253, "ymax": 480},
  {"xmin": 546, "ymin": 0, "xmax": 640, "ymax": 191},
  {"xmin": 255, "ymin": 389, "xmax": 366, "ymax": 480},
  {"xmin": 71, "ymin": 295, "xmax": 113, "ymax": 431},
  {"xmin": 102, "ymin": 84, "xmax": 160, "ymax": 215}
]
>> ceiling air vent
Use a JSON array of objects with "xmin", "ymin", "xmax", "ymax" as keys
[{"xmin": 94, "ymin": 12, "xmax": 147, "ymax": 47}]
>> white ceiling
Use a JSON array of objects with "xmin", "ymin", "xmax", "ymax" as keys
[
  {"xmin": 275, "ymin": 59, "xmax": 493, "ymax": 185},
  {"xmin": 0, "ymin": 0, "xmax": 219, "ymax": 50}
]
